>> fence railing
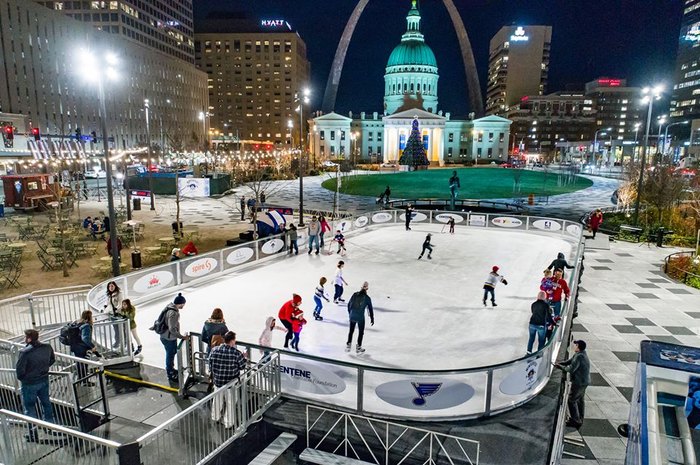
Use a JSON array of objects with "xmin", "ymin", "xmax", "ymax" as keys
[
  {"xmin": 388, "ymin": 198, "xmax": 527, "ymax": 213},
  {"xmin": 663, "ymin": 251, "xmax": 700, "ymax": 287},
  {"xmin": 305, "ymin": 405, "xmax": 480, "ymax": 465}
]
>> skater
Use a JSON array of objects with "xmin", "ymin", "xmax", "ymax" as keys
[
  {"xmin": 287, "ymin": 224, "xmax": 299, "ymax": 255},
  {"xmin": 290, "ymin": 306, "xmax": 307, "ymax": 351},
  {"xmin": 319, "ymin": 215, "xmax": 331, "ymax": 248},
  {"xmin": 278, "ymin": 294, "xmax": 302, "ymax": 349},
  {"xmin": 549, "ymin": 268, "xmax": 570, "ymax": 317},
  {"xmin": 448, "ymin": 217, "xmax": 455, "ymax": 234},
  {"xmin": 333, "ymin": 261, "xmax": 348, "ymax": 304},
  {"xmin": 588, "ymin": 209, "xmax": 603, "ymax": 239},
  {"xmin": 540, "ymin": 269, "xmax": 555, "ymax": 300},
  {"xmin": 239, "ymin": 196, "xmax": 245, "ymax": 221},
  {"xmin": 547, "ymin": 252, "xmax": 574, "ymax": 273},
  {"xmin": 308, "ymin": 216, "xmax": 321, "ymax": 255},
  {"xmin": 383, "ymin": 185, "xmax": 391, "ymax": 205},
  {"xmin": 334, "ymin": 229, "xmax": 347, "ymax": 255},
  {"xmin": 418, "ymin": 233, "xmax": 433, "ymax": 260},
  {"xmin": 527, "ymin": 291, "xmax": 552, "ymax": 353},
  {"xmin": 104, "ymin": 281, "xmax": 123, "ymax": 348},
  {"xmin": 346, "ymin": 282, "xmax": 374, "ymax": 354},
  {"xmin": 120, "ymin": 299, "xmax": 142, "ymax": 356},
  {"xmin": 404, "ymin": 204, "xmax": 414, "ymax": 231},
  {"xmin": 258, "ymin": 317, "xmax": 286, "ymax": 363},
  {"xmin": 260, "ymin": 191, "xmax": 266, "ymax": 206},
  {"xmin": 449, "ymin": 170, "xmax": 461, "ymax": 201},
  {"xmin": 156, "ymin": 293, "xmax": 189, "ymax": 382},
  {"xmin": 483, "ymin": 266, "xmax": 508, "ymax": 307},
  {"xmin": 313, "ymin": 277, "xmax": 330, "ymax": 320}
]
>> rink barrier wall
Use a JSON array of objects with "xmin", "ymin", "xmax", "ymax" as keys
[{"xmin": 87, "ymin": 210, "xmax": 585, "ymax": 421}]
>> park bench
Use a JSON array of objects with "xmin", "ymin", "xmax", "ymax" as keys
[
  {"xmin": 247, "ymin": 432, "xmax": 297, "ymax": 465},
  {"xmin": 298, "ymin": 448, "xmax": 374, "ymax": 465},
  {"xmin": 619, "ymin": 224, "xmax": 643, "ymax": 242}
]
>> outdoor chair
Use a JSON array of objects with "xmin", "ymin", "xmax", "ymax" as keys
[{"xmin": 36, "ymin": 250, "xmax": 56, "ymax": 271}]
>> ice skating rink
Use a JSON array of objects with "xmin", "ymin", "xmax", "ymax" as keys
[{"xmin": 134, "ymin": 223, "xmax": 574, "ymax": 371}]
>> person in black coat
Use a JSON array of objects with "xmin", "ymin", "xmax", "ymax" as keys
[
  {"xmin": 527, "ymin": 291, "xmax": 552, "ymax": 353},
  {"xmin": 418, "ymin": 233, "xmax": 433, "ymax": 260},
  {"xmin": 405, "ymin": 204, "xmax": 414, "ymax": 231},
  {"xmin": 547, "ymin": 252, "xmax": 574, "ymax": 273}
]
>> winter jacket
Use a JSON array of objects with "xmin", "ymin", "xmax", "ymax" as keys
[
  {"xmin": 559, "ymin": 351, "xmax": 591, "ymax": 386},
  {"xmin": 484, "ymin": 272, "xmax": 506, "ymax": 288},
  {"xmin": 161, "ymin": 304, "xmax": 186, "ymax": 341},
  {"xmin": 348, "ymin": 290, "xmax": 374, "ymax": 322},
  {"xmin": 201, "ymin": 319, "xmax": 228, "ymax": 345},
  {"xmin": 291, "ymin": 309, "xmax": 307, "ymax": 333},
  {"xmin": 589, "ymin": 213, "xmax": 603, "ymax": 229},
  {"xmin": 547, "ymin": 253, "xmax": 574, "ymax": 271},
  {"xmin": 16, "ymin": 342, "xmax": 55, "ymax": 385},
  {"xmin": 278, "ymin": 300, "xmax": 295, "ymax": 322},
  {"xmin": 320, "ymin": 218, "xmax": 331, "ymax": 233},
  {"xmin": 289, "ymin": 228, "xmax": 298, "ymax": 241},
  {"xmin": 550, "ymin": 278, "xmax": 570, "ymax": 302},
  {"xmin": 540, "ymin": 277, "xmax": 555, "ymax": 299},
  {"xmin": 121, "ymin": 303, "xmax": 138, "ymax": 330},
  {"xmin": 529, "ymin": 299, "xmax": 552, "ymax": 326},
  {"xmin": 106, "ymin": 290, "xmax": 122, "ymax": 315},
  {"xmin": 308, "ymin": 220, "xmax": 320, "ymax": 236},
  {"xmin": 259, "ymin": 317, "xmax": 285, "ymax": 347},
  {"xmin": 70, "ymin": 323, "xmax": 95, "ymax": 353}
]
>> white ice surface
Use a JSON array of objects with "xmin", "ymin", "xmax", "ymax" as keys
[{"xmin": 133, "ymin": 224, "xmax": 573, "ymax": 371}]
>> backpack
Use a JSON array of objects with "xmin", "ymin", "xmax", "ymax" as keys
[
  {"xmin": 150, "ymin": 308, "xmax": 171, "ymax": 335},
  {"xmin": 210, "ymin": 334, "xmax": 224, "ymax": 348},
  {"xmin": 59, "ymin": 322, "xmax": 82, "ymax": 346}
]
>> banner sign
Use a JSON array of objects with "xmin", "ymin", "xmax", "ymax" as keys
[
  {"xmin": 178, "ymin": 178, "xmax": 210, "ymax": 198},
  {"xmin": 375, "ymin": 379, "xmax": 475, "ymax": 410}
]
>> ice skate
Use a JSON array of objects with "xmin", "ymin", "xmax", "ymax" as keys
[
  {"xmin": 418, "ymin": 255, "xmax": 422, "ymax": 260},
  {"xmin": 428, "ymin": 255, "xmax": 432, "ymax": 260},
  {"xmin": 356, "ymin": 346, "xmax": 366, "ymax": 354},
  {"xmin": 482, "ymin": 299, "xmax": 487, "ymax": 307},
  {"xmin": 491, "ymin": 301, "xmax": 497, "ymax": 307},
  {"xmin": 345, "ymin": 343, "xmax": 351, "ymax": 352}
]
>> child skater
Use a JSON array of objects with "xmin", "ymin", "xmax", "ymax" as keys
[
  {"xmin": 418, "ymin": 233, "xmax": 434, "ymax": 260},
  {"xmin": 333, "ymin": 261, "xmax": 348, "ymax": 304},
  {"xmin": 448, "ymin": 217, "xmax": 455, "ymax": 234},
  {"xmin": 334, "ymin": 229, "xmax": 347, "ymax": 255},
  {"xmin": 483, "ymin": 265, "xmax": 508, "ymax": 307},
  {"xmin": 290, "ymin": 306, "xmax": 307, "ymax": 351},
  {"xmin": 313, "ymin": 277, "xmax": 330, "ymax": 321},
  {"xmin": 540, "ymin": 269, "xmax": 555, "ymax": 301},
  {"xmin": 258, "ymin": 316, "xmax": 287, "ymax": 363}
]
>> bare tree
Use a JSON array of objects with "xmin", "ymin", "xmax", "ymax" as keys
[
  {"xmin": 642, "ymin": 167, "xmax": 687, "ymax": 224},
  {"xmin": 617, "ymin": 164, "xmax": 640, "ymax": 211},
  {"xmin": 46, "ymin": 177, "xmax": 73, "ymax": 277}
]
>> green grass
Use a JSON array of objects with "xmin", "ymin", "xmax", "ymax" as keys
[{"xmin": 321, "ymin": 167, "xmax": 593, "ymax": 199}]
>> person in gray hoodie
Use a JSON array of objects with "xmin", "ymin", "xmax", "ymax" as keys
[
  {"xmin": 555, "ymin": 339, "xmax": 591, "ymax": 429},
  {"xmin": 160, "ymin": 293, "xmax": 189, "ymax": 382},
  {"xmin": 307, "ymin": 216, "xmax": 321, "ymax": 255}
]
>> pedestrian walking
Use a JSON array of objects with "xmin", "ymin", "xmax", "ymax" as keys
[
  {"xmin": 333, "ymin": 260, "xmax": 348, "ymax": 304},
  {"xmin": 154, "ymin": 293, "xmax": 189, "ymax": 382},
  {"xmin": 383, "ymin": 185, "xmax": 391, "ymax": 205},
  {"xmin": 120, "ymin": 299, "xmax": 142, "ymax": 356},
  {"xmin": 313, "ymin": 277, "xmax": 330, "ymax": 321},
  {"xmin": 278, "ymin": 294, "xmax": 302, "ymax": 349},
  {"xmin": 345, "ymin": 282, "xmax": 374, "ymax": 354},
  {"xmin": 208, "ymin": 331, "xmax": 247, "ymax": 429},
  {"xmin": 319, "ymin": 215, "xmax": 331, "ymax": 248},
  {"xmin": 70, "ymin": 310, "xmax": 98, "ymax": 382},
  {"xmin": 404, "ymin": 204, "xmax": 414, "ymax": 231},
  {"xmin": 240, "ymin": 196, "xmax": 246, "ymax": 221},
  {"xmin": 334, "ymin": 229, "xmax": 347, "ymax": 255},
  {"xmin": 307, "ymin": 216, "xmax": 321, "ymax": 254},
  {"xmin": 417, "ymin": 233, "xmax": 434, "ymax": 260},
  {"xmin": 290, "ymin": 307, "xmax": 307, "ymax": 351},
  {"xmin": 448, "ymin": 217, "xmax": 455, "ymax": 234},
  {"xmin": 549, "ymin": 268, "xmax": 570, "ymax": 317},
  {"xmin": 201, "ymin": 308, "xmax": 229, "ymax": 355},
  {"xmin": 258, "ymin": 317, "xmax": 286, "ymax": 363},
  {"xmin": 589, "ymin": 209, "xmax": 604, "ymax": 239},
  {"xmin": 483, "ymin": 265, "xmax": 508, "ymax": 307},
  {"xmin": 288, "ymin": 224, "xmax": 299, "ymax": 255},
  {"xmin": 16, "ymin": 329, "xmax": 55, "ymax": 442},
  {"xmin": 554, "ymin": 340, "xmax": 591, "ymax": 429},
  {"xmin": 527, "ymin": 291, "xmax": 552, "ymax": 353}
]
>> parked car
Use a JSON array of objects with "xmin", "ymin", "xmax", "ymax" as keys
[
  {"xmin": 84, "ymin": 170, "xmax": 106, "ymax": 179},
  {"xmin": 321, "ymin": 160, "xmax": 338, "ymax": 167}
]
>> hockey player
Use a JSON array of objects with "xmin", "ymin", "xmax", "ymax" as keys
[
  {"xmin": 333, "ymin": 261, "xmax": 348, "ymax": 304},
  {"xmin": 313, "ymin": 277, "xmax": 330, "ymax": 320},
  {"xmin": 418, "ymin": 233, "xmax": 434, "ymax": 260},
  {"xmin": 334, "ymin": 230, "xmax": 347, "ymax": 255},
  {"xmin": 448, "ymin": 217, "xmax": 455, "ymax": 234},
  {"xmin": 483, "ymin": 266, "xmax": 508, "ymax": 307}
]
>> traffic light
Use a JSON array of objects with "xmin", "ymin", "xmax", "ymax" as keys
[
  {"xmin": 91, "ymin": 131, "xmax": 97, "ymax": 143},
  {"xmin": 75, "ymin": 127, "xmax": 82, "ymax": 140},
  {"xmin": 4, "ymin": 126, "xmax": 14, "ymax": 140},
  {"xmin": 32, "ymin": 127, "xmax": 40, "ymax": 141}
]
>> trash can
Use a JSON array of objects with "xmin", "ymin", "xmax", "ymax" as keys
[
  {"xmin": 133, "ymin": 198, "xmax": 141, "ymax": 211},
  {"xmin": 131, "ymin": 250, "xmax": 142, "ymax": 269},
  {"xmin": 656, "ymin": 228, "xmax": 673, "ymax": 248}
]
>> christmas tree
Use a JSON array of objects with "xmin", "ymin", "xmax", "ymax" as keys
[{"xmin": 399, "ymin": 118, "xmax": 429, "ymax": 168}]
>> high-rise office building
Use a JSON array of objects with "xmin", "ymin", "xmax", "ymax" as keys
[
  {"xmin": 36, "ymin": 0, "xmax": 195, "ymax": 63},
  {"xmin": 486, "ymin": 25, "xmax": 552, "ymax": 116},
  {"xmin": 671, "ymin": 0, "xmax": 700, "ymax": 119},
  {"xmin": 194, "ymin": 16, "xmax": 310, "ymax": 146},
  {"xmin": 584, "ymin": 78, "xmax": 643, "ymax": 141}
]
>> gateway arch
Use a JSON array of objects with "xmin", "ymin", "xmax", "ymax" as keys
[{"xmin": 321, "ymin": 0, "xmax": 484, "ymax": 116}]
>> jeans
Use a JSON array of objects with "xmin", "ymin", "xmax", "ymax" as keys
[
  {"xmin": 483, "ymin": 286, "xmax": 495, "ymax": 303},
  {"xmin": 291, "ymin": 331, "xmax": 301, "ymax": 349},
  {"xmin": 288, "ymin": 240, "xmax": 298, "ymax": 255},
  {"xmin": 280, "ymin": 319, "xmax": 293, "ymax": 348},
  {"xmin": 314, "ymin": 296, "xmax": 323, "ymax": 315},
  {"xmin": 347, "ymin": 319, "xmax": 366, "ymax": 347},
  {"xmin": 334, "ymin": 284, "xmax": 344, "ymax": 301},
  {"xmin": 161, "ymin": 338, "xmax": 178, "ymax": 377},
  {"xmin": 527, "ymin": 324, "xmax": 546, "ymax": 353},
  {"xmin": 568, "ymin": 384, "xmax": 587, "ymax": 425},
  {"xmin": 71, "ymin": 345, "xmax": 90, "ymax": 380},
  {"xmin": 240, "ymin": 207, "xmax": 245, "ymax": 221},
  {"xmin": 551, "ymin": 300, "xmax": 562, "ymax": 317},
  {"xmin": 21, "ymin": 380, "xmax": 54, "ymax": 424},
  {"xmin": 319, "ymin": 231, "xmax": 325, "ymax": 248},
  {"xmin": 308, "ymin": 235, "xmax": 319, "ymax": 253}
]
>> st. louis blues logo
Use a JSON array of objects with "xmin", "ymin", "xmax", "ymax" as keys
[{"xmin": 411, "ymin": 382, "xmax": 442, "ymax": 405}]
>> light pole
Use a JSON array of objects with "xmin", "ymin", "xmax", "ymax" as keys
[
  {"xmin": 592, "ymin": 127, "xmax": 611, "ymax": 166},
  {"xmin": 199, "ymin": 111, "xmax": 208, "ymax": 151},
  {"xmin": 662, "ymin": 120, "xmax": 689, "ymax": 157},
  {"xmin": 79, "ymin": 48, "xmax": 121, "ymax": 277},
  {"xmin": 655, "ymin": 115, "xmax": 667, "ymax": 165},
  {"xmin": 633, "ymin": 122, "xmax": 642, "ymax": 164},
  {"xmin": 633, "ymin": 85, "xmax": 663, "ymax": 225},
  {"xmin": 295, "ymin": 88, "xmax": 310, "ymax": 226},
  {"xmin": 145, "ymin": 99, "xmax": 155, "ymax": 210}
]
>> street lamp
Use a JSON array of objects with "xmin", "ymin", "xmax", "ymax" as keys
[
  {"xmin": 632, "ymin": 122, "xmax": 642, "ymax": 164},
  {"xmin": 295, "ymin": 88, "xmax": 310, "ymax": 226},
  {"xmin": 199, "ymin": 111, "xmax": 208, "ymax": 151},
  {"xmin": 78, "ymin": 48, "xmax": 121, "ymax": 277},
  {"xmin": 633, "ymin": 84, "xmax": 663, "ymax": 225},
  {"xmin": 144, "ymin": 99, "xmax": 155, "ymax": 210},
  {"xmin": 592, "ymin": 127, "xmax": 611, "ymax": 166},
  {"xmin": 655, "ymin": 115, "xmax": 667, "ymax": 165},
  {"xmin": 662, "ymin": 120, "xmax": 689, "ymax": 156}
]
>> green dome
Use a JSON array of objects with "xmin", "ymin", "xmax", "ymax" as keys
[{"xmin": 387, "ymin": 41, "xmax": 437, "ymax": 68}]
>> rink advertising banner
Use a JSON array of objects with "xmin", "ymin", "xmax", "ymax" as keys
[
  {"xmin": 260, "ymin": 238, "xmax": 284, "ymax": 255},
  {"xmin": 498, "ymin": 358, "xmax": 548, "ymax": 395},
  {"xmin": 354, "ymin": 216, "xmax": 369, "ymax": 228},
  {"xmin": 399, "ymin": 211, "xmax": 427, "ymax": 223},
  {"xmin": 279, "ymin": 359, "xmax": 346, "ymax": 395},
  {"xmin": 468, "ymin": 214, "xmax": 486, "ymax": 227},
  {"xmin": 178, "ymin": 178, "xmax": 210, "ymax": 198},
  {"xmin": 375, "ymin": 379, "xmax": 475, "ymax": 410},
  {"xmin": 491, "ymin": 216, "xmax": 524, "ymax": 228},
  {"xmin": 226, "ymin": 247, "xmax": 255, "ymax": 266},
  {"xmin": 566, "ymin": 224, "xmax": 582, "ymax": 236},
  {"xmin": 130, "ymin": 269, "xmax": 175, "ymax": 295},
  {"xmin": 371, "ymin": 212, "xmax": 393, "ymax": 223},
  {"xmin": 336, "ymin": 220, "xmax": 352, "ymax": 233},
  {"xmin": 184, "ymin": 257, "xmax": 218, "ymax": 279},
  {"xmin": 530, "ymin": 218, "xmax": 562, "ymax": 232},
  {"xmin": 435, "ymin": 213, "xmax": 465, "ymax": 224}
]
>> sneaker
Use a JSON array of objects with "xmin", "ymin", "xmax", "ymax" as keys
[
  {"xmin": 345, "ymin": 343, "xmax": 351, "ymax": 352},
  {"xmin": 316, "ymin": 250, "xmax": 320, "ymax": 255},
  {"xmin": 308, "ymin": 250, "xmax": 311, "ymax": 255},
  {"xmin": 133, "ymin": 346, "xmax": 142, "ymax": 356},
  {"xmin": 356, "ymin": 346, "xmax": 366, "ymax": 354}
]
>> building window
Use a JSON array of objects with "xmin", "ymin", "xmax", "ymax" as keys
[
  {"xmin": 320, "ymin": 145, "xmax": 325, "ymax": 155},
  {"xmin": 447, "ymin": 147, "xmax": 453, "ymax": 157},
  {"xmin": 330, "ymin": 146, "xmax": 335, "ymax": 155},
  {"xmin": 377, "ymin": 147, "xmax": 382, "ymax": 155},
  {"xmin": 340, "ymin": 131, "xmax": 345, "ymax": 141},
  {"xmin": 448, "ymin": 133, "xmax": 454, "ymax": 142},
  {"xmin": 378, "ymin": 132, "xmax": 382, "ymax": 142},
  {"xmin": 330, "ymin": 131, "xmax": 335, "ymax": 141},
  {"xmin": 368, "ymin": 132, "xmax": 373, "ymax": 141},
  {"xmin": 499, "ymin": 132, "xmax": 505, "ymax": 143},
  {"xmin": 488, "ymin": 148, "xmax": 493, "ymax": 158},
  {"xmin": 499, "ymin": 148, "xmax": 504, "ymax": 157},
  {"xmin": 320, "ymin": 130, "xmax": 325, "ymax": 141},
  {"xmin": 488, "ymin": 132, "xmax": 494, "ymax": 142},
  {"xmin": 477, "ymin": 132, "xmax": 483, "ymax": 143},
  {"xmin": 368, "ymin": 146, "xmax": 373, "ymax": 155},
  {"xmin": 477, "ymin": 148, "xmax": 482, "ymax": 158}
]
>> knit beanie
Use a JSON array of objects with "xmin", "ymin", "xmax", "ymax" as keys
[
  {"xmin": 174, "ymin": 293, "xmax": 186, "ymax": 305},
  {"xmin": 292, "ymin": 294, "xmax": 302, "ymax": 305}
]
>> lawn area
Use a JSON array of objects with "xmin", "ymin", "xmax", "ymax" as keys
[{"xmin": 321, "ymin": 167, "xmax": 593, "ymax": 199}]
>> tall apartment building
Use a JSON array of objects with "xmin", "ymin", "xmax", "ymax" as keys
[
  {"xmin": 194, "ymin": 17, "xmax": 310, "ymax": 146},
  {"xmin": 486, "ymin": 25, "xmax": 552, "ymax": 116},
  {"xmin": 584, "ymin": 78, "xmax": 643, "ymax": 141},
  {"xmin": 35, "ymin": 0, "xmax": 195, "ymax": 63},
  {"xmin": 671, "ymin": 0, "xmax": 700, "ymax": 119},
  {"xmin": 0, "ymin": 0, "xmax": 207, "ymax": 151}
]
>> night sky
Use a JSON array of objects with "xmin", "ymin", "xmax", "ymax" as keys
[{"xmin": 195, "ymin": 0, "xmax": 684, "ymax": 118}]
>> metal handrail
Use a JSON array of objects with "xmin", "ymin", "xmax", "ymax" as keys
[
  {"xmin": 664, "ymin": 251, "xmax": 700, "ymax": 283},
  {"xmin": 388, "ymin": 198, "xmax": 527, "ymax": 212}
]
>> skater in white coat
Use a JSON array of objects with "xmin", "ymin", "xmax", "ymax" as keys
[
  {"xmin": 333, "ymin": 261, "xmax": 348, "ymax": 304},
  {"xmin": 483, "ymin": 266, "xmax": 508, "ymax": 307}
]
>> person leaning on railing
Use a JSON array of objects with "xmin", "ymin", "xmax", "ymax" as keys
[
  {"xmin": 16, "ymin": 329, "xmax": 55, "ymax": 442},
  {"xmin": 70, "ymin": 310, "xmax": 98, "ymax": 385}
]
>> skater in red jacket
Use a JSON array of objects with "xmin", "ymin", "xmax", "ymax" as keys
[
  {"xmin": 290, "ymin": 307, "xmax": 307, "ymax": 351},
  {"xmin": 278, "ymin": 294, "xmax": 302, "ymax": 349}
]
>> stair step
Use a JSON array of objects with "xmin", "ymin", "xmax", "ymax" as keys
[{"xmin": 247, "ymin": 432, "xmax": 298, "ymax": 465}]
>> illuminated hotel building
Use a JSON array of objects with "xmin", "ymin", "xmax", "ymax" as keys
[
  {"xmin": 194, "ymin": 17, "xmax": 310, "ymax": 146},
  {"xmin": 584, "ymin": 78, "xmax": 643, "ymax": 141},
  {"xmin": 671, "ymin": 0, "xmax": 700, "ymax": 119},
  {"xmin": 486, "ymin": 25, "xmax": 552, "ymax": 116}
]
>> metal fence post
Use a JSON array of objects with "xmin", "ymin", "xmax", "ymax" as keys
[
  {"xmin": 357, "ymin": 367, "xmax": 364, "ymax": 414},
  {"xmin": 117, "ymin": 441, "xmax": 141, "ymax": 465},
  {"xmin": 484, "ymin": 369, "xmax": 493, "ymax": 416},
  {"xmin": 0, "ymin": 413, "xmax": 15, "ymax": 465},
  {"xmin": 28, "ymin": 297, "xmax": 37, "ymax": 329}
]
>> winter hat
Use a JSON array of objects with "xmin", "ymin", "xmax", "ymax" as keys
[
  {"xmin": 292, "ymin": 294, "xmax": 302, "ymax": 305},
  {"xmin": 557, "ymin": 252, "xmax": 565, "ymax": 259},
  {"xmin": 492, "ymin": 266, "xmax": 499, "ymax": 272},
  {"xmin": 172, "ymin": 248, "xmax": 180, "ymax": 255},
  {"xmin": 574, "ymin": 340, "xmax": 587, "ymax": 351},
  {"xmin": 427, "ymin": 233, "xmax": 432, "ymax": 236},
  {"xmin": 174, "ymin": 293, "xmax": 186, "ymax": 305}
]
